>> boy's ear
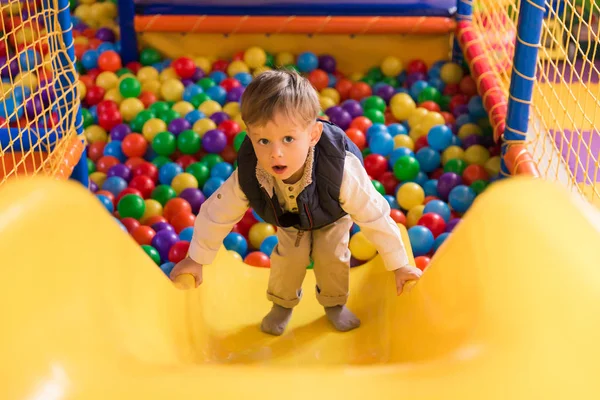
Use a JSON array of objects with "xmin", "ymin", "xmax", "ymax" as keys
[{"xmin": 310, "ymin": 121, "xmax": 323, "ymax": 146}]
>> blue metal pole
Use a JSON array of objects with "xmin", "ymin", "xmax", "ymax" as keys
[
  {"xmin": 502, "ymin": 0, "xmax": 546, "ymax": 175},
  {"xmin": 118, "ymin": 0, "xmax": 139, "ymax": 64},
  {"xmin": 452, "ymin": 0, "xmax": 473, "ymax": 65}
]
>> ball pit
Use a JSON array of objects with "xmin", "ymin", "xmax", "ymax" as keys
[{"xmin": 76, "ymin": 21, "xmax": 500, "ymax": 274}]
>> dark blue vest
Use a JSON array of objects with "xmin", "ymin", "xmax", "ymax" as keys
[{"xmin": 237, "ymin": 119, "xmax": 363, "ymax": 230}]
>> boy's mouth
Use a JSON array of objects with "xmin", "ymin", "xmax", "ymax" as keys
[{"xmin": 272, "ymin": 165, "xmax": 288, "ymax": 174}]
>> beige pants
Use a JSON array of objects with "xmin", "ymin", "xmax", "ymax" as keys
[{"xmin": 266, "ymin": 215, "xmax": 353, "ymax": 308}]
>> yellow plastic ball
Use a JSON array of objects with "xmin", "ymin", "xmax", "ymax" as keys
[
  {"xmin": 74, "ymin": 36, "xmax": 89, "ymax": 46},
  {"xmin": 409, "ymin": 125, "xmax": 428, "ymax": 142},
  {"xmin": 141, "ymin": 79, "xmax": 161, "ymax": 96},
  {"xmin": 141, "ymin": 199, "xmax": 163, "ymax": 223},
  {"xmin": 89, "ymin": 172, "xmax": 107, "ymax": 188},
  {"xmin": 440, "ymin": 62, "xmax": 464, "ymax": 84},
  {"xmin": 16, "ymin": 71, "xmax": 38, "ymax": 90},
  {"xmin": 349, "ymin": 232, "xmax": 377, "ymax": 261},
  {"xmin": 458, "ymin": 123, "xmax": 483, "ymax": 140},
  {"xmin": 393, "ymin": 134, "xmax": 414, "ymax": 150},
  {"xmin": 120, "ymin": 98, "xmax": 145, "ymax": 122},
  {"xmin": 223, "ymin": 102, "xmax": 241, "ymax": 117},
  {"xmin": 406, "ymin": 205, "xmax": 425, "ymax": 227},
  {"xmin": 227, "ymin": 60, "xmax": 250, "ymax": 76},
  {"xmin": 159, "ymin": 67, "xmax": 178, "ymax": 82},
  {"xmin": 77, "ymin": 80, "xmax": 87, "ymax": 100},
  {"xmin": 172, "ymin": 101, "xmax": 195, "ymax": 116},
  {"xmin": 194, "ymin": 57, "xmax": 212, "ymax": 73},
  {"xmin": 233, "ymin": 114, "xmax": 246, "ymax": 130},
  {"xmin": 74, "ymin": 4, "xmax": 92, "ymax": 21},
  {"xmin": 95, "ymin": 71, "xmax": 118, "ymax": 90},
  {"xmin": 275, "ymin": 52, "xmax": 295, "ymax": 67},
  {"xmin": 321, "ymin": 88, "xmax": 340, "ymax": 104},
  {"xmin": 390, "ymin": 93, "xmax": 416, "ymax": 121},
  {"xmin": 160, "ymin": 79, "xmax": 184, "ymax": 102},
  {"xmin": 319, "ymin": 95, "xmax": 337, "ymax": 111},
  {"xmin": 381, "ymin": 56, "xmax": 403, "ymax": 77},
  {"xmin": 14, "ymin": 27, "xmax": 37, "ymax": 45},
  {"xmin": 485, "ymin": 156, "xmax": 501, "ymax": 177},
  {"xmin": 171, "ymin": 173, "xmax": 199, "ymax": 195},
  {"xmin": 198, "ymin": 100, "xmax": 222, "ymax": 116},
  {"xmin": 104, "ymin": 88, "xmax": 123, "ymax": 104},
  {"xmin": 228, "ymin": 250, "xmax": 243, "ymax": 261},
  {"xmin": 349, "ymin": 72, "xmax": 363, "ymax": 82},
  {"xmin": 142, "ymin": 118, "xmax": 168, "ymax": 142},
  {"xmin": 248, "ymin": 222, "xmax": 276, "ymax": 249},
  {"xmin": 137, "ymin": 66, "xmax": 159, "ymax": 82},
  {"xmin": 420, "ymin": 112, "xmax": 446, "ymax": 133},
  {"xmin": 464, "ymin": 145, "xmax": 490, "ymax": 166},
  {"xmin": 192, "ymin": 118, "xmax": 217, "ymax": 137},
  {"xmin": 407, "ymin": 107, "xmax": 429, "ymax": 128},
  {"xmin": 99, "ymin": 1, "xmax": 117, "ymax": 19},
  {"xmin": 396, "ymin": 182, "xmax": 425, "ymax": 210},
  {"xmin": 244, "ymin": 46, "xmax": 267, "ymax": 69},
  {"xmin": 253, "ymin": 66, "xmax": 271, "ymax": 77},
  {"xmin": 84, "ymin": 125, "xmax": 108, "ymax": 143},
  {"xmin": 442, "ymin": 145, "xmax": 465, "ymax": 165}
]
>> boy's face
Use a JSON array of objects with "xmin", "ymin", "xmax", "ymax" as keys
[{"xmin": 247, "ymin": 112, "xmax": 322, "ymax": 184}]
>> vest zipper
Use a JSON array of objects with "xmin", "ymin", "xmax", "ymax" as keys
[
  {"xmin": 295, "ymin": 230, "xmax": 304, "ymax": 247},
  {"xmin": 262, "ymin": 188, "xmax": 281, "ymax": 227},
  {"xmin": 303, "ymin": 204, "xmax": 314, "ymax": 229}
]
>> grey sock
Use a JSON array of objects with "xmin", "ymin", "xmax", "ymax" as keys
[
  {"xmin": 261, "ymin": 304, "xmax": 293, "ymax": 336},
  {"xmin": 324, "ymin": 305, "xmax": 361, "ymax": 332}
]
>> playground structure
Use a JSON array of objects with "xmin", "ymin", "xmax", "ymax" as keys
[{"xmin": 1, "ymin": 0, "xmax": 600, "ymax": 398}]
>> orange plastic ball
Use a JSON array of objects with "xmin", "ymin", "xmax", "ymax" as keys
[
  {"xmin": 121, "ymin": 133, "xmax": 148, "ymax": 158},
  {"xmin": 462, "ymin": 164, "xmax": 489, "ymax": 185},
  {"xmin": 390, "ymin": 209, "xmax": 406, "ymax": 226},
  {"xmin": 349, "ymin": 116, "xmax": 373, "ymax": 133},
  {"xmin": 163, "ymin": 198, "xmax": 192, "ymax": 222},
  {"xmin": 414, "ymin": 256, "xmax": 431, "ymax": 271},
  {"xmin": 345, "ymin": 128, "xmax": 366, "ymax": 150},
  {"xmin": 171, "ymin": 212, "xmax": 196, "ymax": 233},
  {"xmin": 131, "ymin": 225, "xmax": 156, "ymax": 245},
  {"xmin": 144, "ymin": 215, "xmax": 167, "ymax": 226},
  {"xmin": 308, "ymin": 69, "xmax": 329, "ymax": 91},
  {"xmin": 97, "ymin": 50, "xmax": 122, "ymax": 72},
  {"xmin": 96, "ymin": 155, "xmax": 120, "ymax": 173},
  {"xmin": 138, "ymin": 91, "xmax": 158, "ymax": 108},
  {"xmin": 244, "ymin": 251, "xmax": 271, "ymax": 268}
]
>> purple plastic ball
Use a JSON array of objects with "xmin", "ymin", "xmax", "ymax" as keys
[
  {"xmin": 95, "ymin": 27, "xmax": 116, "ymax": 42},
  {"xmin": 110, "ymin": 123, "xmax": 131, "ymax": 141},
  {"xmin": 404, "ymin": 72, "xmax": 427, "ymax": 88},
  {"xmin": 151, "ymin": 221, "xmax": 175, "ymax": 233},
  {"xmin": 181, "ymin": 78, "xmax": 195, "ymax": 87},
  {"xmin": 0, "ymin": 58, "xmax": 19, "ymax": 79},
  {"xmin": 437, "ymin": 172, "xmax": 463, "ymax": 200},
  {"xmin": 341, "ymin": 100, "xmax": 363, "ymax": 119},
  {"xmin": 151, "ymin": 229, "xmax": 180, "ymax": 262},
  {"xmin": 25, "ymin": 96, "xmax": 43, "ymax": 119},
  {"xmin": 461, "ymin": 134, "xmax": 484, "ymax": 149},
  {"xmin": 445, "ymin": 218, "xmax": 462, "ymax": 232},
  {"xmin": 39, "ymin": 83, "xmax": 56, "ymax": 105},
  {"xmin": 318, "ymin": 55, "xmax": 336, "ymax": 74},
  {"xmin": 202, "ymin": 129, "xmax": 227, "ymax": 153},
  {"xmin": 328, "ymin": 109, "xmax": 352, "ymax": 130},
  {"xmin": 179, "ymin": 188, "xmax": 206, "ymax": 214},
  {"xmin": 226, "ymin": 86, "xmax": 244, "ymax": 102},
  {"xmin": 375, "ymin": 84, "xmax": 395, "ymax": 103},
  {"xmin": 192, "ymin": 67, "xmax": 205, "ymax": 81},
  {"xmin": 107, "ymin": 164, "xmax": 132, "ymax": 181},
  {"xmin": 210, "ymin": 111, "xmax": 230, "ymax": 125},
  {"xmin": 89, "ymin": 180, "xmax": 98, "ymax": 192},
  {"xmin": 325, "ymin": 105, "xmax": 343, "ymax": 118},
  {"xmin": 167, "ymin": 118, "xmax": 191, "ymax": 136},
  {"xmin": 453, "ymin": 104, "xmax": 469, "ymax": 118}
]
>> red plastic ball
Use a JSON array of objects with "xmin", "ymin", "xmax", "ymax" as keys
[
  {"xmin": 96, "ymin": 155, "xmax": 120, "ymax": 174},
  {"xmin": 86, "ymin": 68, "xmax": 101, "ymax": 82},
  {"xmin": 172, "ymin": 57, "xmax": 196, "ymax": 79},
  {"xmin": 87, "ymin": 141, "xmax": 106, "ymax": 162},
  {"xmin": 379, "ymin": 170, "xmax": 399, "ymax": 194},
  {"xmin": 244, "ymin": 251, "xmax": 271, "ymax": 268},
  {"xmin": 126, "ymin": 61, "xmax": 142, "ymax": 74},
  {"xmin": 132, "ymin": 162, "xmax": 159, "ymax": 182},
  {"xmin": 175, "ymin": 155, "xmax": 198, "ymax": 170},
  {"xmin": 97, "ymin": 108, "xmax": 122, "ymax": 131},
  {"xmin": 390, "ymin": 209, "xmax": 406, "ymax": 226},
  {"xmin": 129, "ymin": 175, "xmax": 155, "ymax": 198},
  {"xmin": 232, "ymin": 51, "xmax": 245, "ymax": 61},
  {"xmin": 308, "ymin": 69, "xmax": 329, "ymax": 91},
  {"xmin": 85, "ymin": 85, "xmax": 105, "ymax": 106},
  {"xmin": 419, "ymin": 101, "xmax": 441, "ymax": 113},
  {"xmin": 414, "ymin": 136, "xmax": 429, "ymax": 153},
  {"xmin": 236, "ymin": 208, "xmax": 258, "ymax": 236},
  {"xmin": 139, "ymin": 91, "xmax": 158, "ymax": 108},
  {"xmin": 96, "ymin": 99, "xmax": 118, "ymax": 114},
  {"xmin": 96, "ymin": 190, "xmax": 115, "ymax": 205},
  {"xmin": 171, "ymin": 212, "xmax": 196, "ymax": 233},
  {"xmin": 364, "ymin": 154, "xmax": 388, "ymax": 180},
  {"xmin": 220, "ymin": 145, "xmax": 237, "ymax": 164},
  {"xmin": 449, "ymin": 94, "xmax": 469, "ymax": 113},
  {"xmin": 349, "ymin": 82, "xmax": 372, "ymax": 100},
  {"xmin": 345, "ymin": 128, "xmax": 366, "ymax": 150},
  {"xmin": 443, "ymin": 83, "xmax": 460, "ymax": 96},
  {"xmin": 121, "ymin": 133, "xmax": 148, "ymax": 158},
  {"xmin": 349, "ymin": 117, "xmax": 373, "ymax": 135},
  {"xmin": 431, "ymin": 168, "xmax": 445, "ymax": 180},
  {"xmin": 212, "ymin": 59, "xmax": 229, "ymax": 72},
  {"xmin": 218, "ymin": 120, "xmax": 241, "ymax": 144},
  {"xmin": 414, "ymin": 256, "xmax": 431, "ymax": 271},
  {"xmin": 164, "ymin": 198, "xmax": 192, "ymax": 222},
  {"xmin": 131, "ymin": 225, "xmax": 155, "ymax": 245},
  {"xmin": 125, "ymin": 157, "xmax": 146, "ymax": 170},
  {"xmin": 440, "ymin": 112, "xmax": 455, "ymax": 125},
  {"xmin": 121, "ymin": 217, "xmax": 141, "ymax": 232},
  {"xmin": 220, "ymin": 78, "xmax": 241, "ymax": 91},
  {"xmin": 417, "ymin": 213, "xmax": 446, "ymax": 238},
  {"xmin": 462, "ymin": 164, "xmax": 489, "ymax": 185},
  {"xmin": 334, "ymin": 78, "xmax": 353, "ymax": 100},
  {"xmin": 145, "ymin": 215, "xmax": 167, "ymax": 226},
  {"xmin": 424, "ymin": 195, "xmax": 439, "ymax": 205},
  {"xmin": 406, "ymin": 59, "xmax": 428, "ymax": 75},
  {"xmin": 168, "ymin": 241, "xmax": 191, "ymax": 263},
  {"xmin": 459, "ymin": 75, "xmax": 478, "ymax": 97}
]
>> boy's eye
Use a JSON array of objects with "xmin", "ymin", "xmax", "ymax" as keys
[
  {"xmin": 283, "ymin": 136, "xmax": 294, "ymax": 144},
  {"xmin": 258, "ymin": 138, "xmax": 269, "ymax": 145}
]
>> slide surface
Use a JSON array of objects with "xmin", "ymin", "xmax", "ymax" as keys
[{"xmin": 1, "ymin": 177, "xmax": 600, "ymax": 399}]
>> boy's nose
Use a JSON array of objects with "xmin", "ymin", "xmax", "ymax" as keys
[{"xmin": 271, "ymin": 145, "xmax": 283, "ymax": 159}]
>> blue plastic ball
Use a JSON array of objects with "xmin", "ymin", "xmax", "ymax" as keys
[
  {"xmin": 252, "ymin": 209, "xmax": 264, "ymax": 222},
  {"xmin": 234, "ymin": 72, "xmax": 253, "ymax": 86},
  {"xmin": 428, "ymin": 77, "xmax": 445, "ymax": 92},
  {"xmin": 97, "ymin": 42, "xmax": 115, "ymax": 54},
  {"xmin": 96, "ymin": 194, "xmax": 114, "ymax": 213},
  {"xmin": 158, "ymin": 162, "xmax": 184, "ymax": 185},
  {"xmin": 423, "ymin": 179, "xmax": 439, "ymax": 197},
  {"xmin": 407, "ymin": 226, "xmax": 434, "ymax": 257},
  {"xmin": 350, "ymin": 223, "xmax": 360, "ymax": 235},
  {"xmin": 211, "ymin": 161, "xmax": 234, "ymax": 180},
  {"xmin": 179, "ymin": 226, "xmax": 194, "ymax": 242},
  {"xmin": 384, "ymin": 194, "xmax": 399, "ymax": 209},
  {"xmin": 183, "ymin": 84, "xmax": 204, "ymax": 102},
  {"xmin": 296, "ymin": 52, "xmax": 319, "ymax": 72},
  {"xmin": 18, "ymin": 49, "xmax": 41, "ymax": 71},
  {"xmin": 409, "ymin": 80, "xmax": 429, "ymax": 100},
  {"xmin": 408, "ymin": 171, "xmax": 428, "ymax": 187},
  {"xmin": 455, "ymin": 114, "xmax": 474, "ymax": 129},
  {"xmin": 366, "ymin": 123, "xmax": 388, "ymax": 140},
  {"xmin": 448, "ymin": 185, "xmax": 476, "ymax": 213},
  {"xmin": 387, "ymin": 123, "xmax": 407, "ymax": 137},
  {"xmin": 427, "ymin": 125, "xmax": 453, "ymax": 151},
  {"xmin": 369, "ymin": 131, "xmax": 394, "ymax": 157},
  {"xmin": 206, "ymin": 85, "xmax": 227, "ymax": 105},
  {"xmin": 103, "ymin": 140, "xmax": 126, "ymax": 162},
  {"xmin": 415, "ymin": 147, "xmax": 441, "ymax": 173},
  {"xmin": 209, "ymin": 71, "xmax": 227, "ymax": 85},
  {"xmin": 160, "ymin": 262, "xmax": 176, "ymax": 276},
  {"xmin": 223, "ymin": 232, "xmax": 248, "ymax": 257},
  {"xmin": 423, "ymin": 199, "xmax": 451, "ymax": 222},
  {"xmin": 89, "ymin": 105, "xmax": 98, "ymax": 122},
  {"xmin": 260, "ymin": 235, "xmax": 278, "ymax": 256},
  {"xmin": 203, "ymin": 177, "xmax": 225, "ymax": 197},
  {"xmin": 433, "ymin": 232, "xmax": 449, "ymax": 251},
  {"xmin": 389, "ymin": 147, "xmax": 415, "ymax": 169},
  {"xmin": 328, "ymin": 73, "xmax": 337, "ymax": 87},
  {"xmin": 184, "ymin": 110, "xmax": 205, "ymax": 125},
  {"xmin": 428, "ymin": 66, "xmax": 442, "ymax": 79},
  {"xmin": 81, "ymin": 49, "xmax": 99, "ymax": 70},
  {"xmin": 450, "ymin": 135, "xmax": 462, "ymax": 147},
  {"xmin": 467, "ymin": 96, "xmax": 487, "ymax": 120},
  {"xmin": 102, "ymin": 176, "xmax": 128, "ymax": 197}
]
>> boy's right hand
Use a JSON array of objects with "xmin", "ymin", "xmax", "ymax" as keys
[{"xmin": 170, "ymin": 257, "xmax": 203, "ymax": 288}]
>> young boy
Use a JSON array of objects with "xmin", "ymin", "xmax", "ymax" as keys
[{"xmin": 170, "ymin": 69, "xmax": 422, "ymax": 336}]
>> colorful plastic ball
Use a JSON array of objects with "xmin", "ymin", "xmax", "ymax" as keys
[
  {"xmin": 142, "ymin": 118, "xmax": 168, "ymax": 142},
  {"xmin": 150, "ymin": 185, "xmax": 177, "ymax": 207},
  {"xmin": 101, "ymin": 176, "xmax": 128, "ymax": 197},
  {"xmin": 364, "ymin": 154, "xmax": 388, "ymax": 179},
  {"xmin": 170, "ymin": 212, "xmax": 196, "ymax": 233},
  {"xmin": 202, "ymin": 177, "xmax": 225, "ymax": 197},
  {"xmin": 179, "ymin": 188, "xmax": 205, "ymax": 214},
  {"xmin": 120, "ymin": 133, "xmax": 147, "ymax": 158},
  {"xmin": 394, "ymin": 134, "xmax": 414, "ymax": 150},
  {"xmin": 248, "ymin": 222, "xmax": 276, "ymax": 250},
  {"xmin": 369, "ymin": 131, "xmax": 394, "ymax": 157},
  {"xmin": 415, "ymin": 147, "xmax": 441, "ymax": 173},
  {"xmin": 185, "ymin": 162, "xmax": 211, "ymax": 187},
  {"xmin": 96, "ymin": 194, "xmax": 114, "ymax": 213},
  {"xmin": 396, "ymin": 182, "xmax": 425, "ymax": 210},
  {"xmin": 436, "ymin": 172, "xmax": 462, "ymax": 200},
  {"xmin": 107, "ymin": 163, "xmax": 132, "ymax": 182},
  {"xmin": 417, "ymin": 212, "xmax": 446, "ymax": 238},
  {"xmin": 158, "ymin": 162, "xmax": 184, "ymax": 185},
  {"xmin": 470, "ymin": 179, "xmax": 488, "ymax": 195},
  {"xmin": 414, "ymin": 256, "xmax": 431, "ymax": 271},
  {"xmin": 131, "ymin": 225, "xmax": 156, "ymax": 246},
  {"xmin": 202, "ymin": 129, "xmax": 227, "ymax": 153},
  {"xmin": 423, "ymin": 199, "xmax": 451, "ymax": 222},
  {"xmin": 103, "ymin": 140, "xmax": 126, "ymax": 162},
  {"xmin": 152, "ymin": 131, "xmax": 177, "ymax": 156},
  {"xmin": 423, "ymin": 179, "xmax": 439, "ymax": 197},
  {"xmin": 439, "ymin": 62, "xmax": 464, "ymax": 85},
  {"xmin": 224, "ymin": 232, "xmax": 248, "ymax": 257},
  {"xmin": 393, "ymin": 155, "xmax": 420, "ymax": 181},
  {"xmin": 172, "ymin": 57, "xmax": 196, "ymax": 79},
  {"xmin": 433, "ymin": 232, "xmax": 449, "ymax": 251},
  {"xmin": 163, "ymin": 198, "xmax": 192, "ymax": 222},
  {"xmin": 260, "ymin": 235, "xmax": 278, "ymax": 257},
  {"xmin": 178, "ymin": 226, "xmax": 195, "ymax": 242},
  {"xmin": 407, "ymin": 225, "xmax": 434, "ymax": 256},
  {"xmin": 427, "ymin": 124, "xmax": 453, "ymax": 151},
  {"xmin": 117, "ymin": 193, "xmax": 146, "ymax": 220},
  {"xmin": 380, "ymin": 56, "xmax": 403, "ymax": 77},
  {"xmin": 167, "ymin": 117, "xmax": 191, "ymax": 136},
  {"xmin": 160, "ymin": 262, "xmax": 176, "ymax": 276},
  {"xmin": 296, "ymin": 51, "xmax": 318, "ymax": 73},
  {"xmin": 142, "ymin": 244, "xmax": 161, "ymax": 265},
  {"xmin": 141, "ymin": 199, "xmax": 163, "ymax": 223},
  {"xmin": 244, "ymin": 251, "xmax": 271, "ymax": 268},
  {"xmin": 171, "ymin": 172, "xmax": 198, "ymax": 195},
  {"xmin": 464, "ymin": 145, "xmax": 490, "ymax": 166},
  {"xmin": 444, "ymin": 158, "xmax": 468, "ymax": 175},
  {"xmin": 348, "ymin": 232, "xmax": 377, "ymax": 261},
  {"xmin": 129, "ymin": 175, "xmax": 155, "ymax": 199},
  {"xmin": 199, "ymin": 99, "xmax": 222, "ymax": 116},
  {"xmin": 160, "ymin": 79, "xmax": 185, "ymax": 102},
  {"xmin": 118, "ymin": 76, "xmax": 141, "ymax": 98},
  {"xmin": 448, "ymin": 185, "xmax": 476, "ymax": 213}
]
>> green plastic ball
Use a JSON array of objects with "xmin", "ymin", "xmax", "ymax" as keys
[
  {"xmin": 363, "ymin": 96, "xmax": 386, "ymax": 113},
  {"xmin": 417, "ymin": 86, "xmax": 441, "ymax": 104},
  {"xmin": 151, "ymin": 185, "xmax": 177, "ymax": 206},
  {"xmin": 130, "ymin": 109, "xmax": 156, "ymax": 132},
  {"xmin": 158, "ymin": 109, "xmax": 180, "ymax": 124},
  {"xmin": 81, "ymin": 108, "xmax": 93, "ymax": 128},
  {"xmin": 233, "ymin": 131, "xmax": 247, "ymax": 152},
  {"xmin": 186, "ymin": 162, "xmax": 210, "ymax": 187},
  {"xmin": 116, "ymin": 68, "xmax": 133, "ymax": 77},
  {"xmin": 152, "ymin": 131, "xmax": 177, "ymax": 156},
  {"xmin": 439, "ymin": 95, "xmax": 451, "ymax": 111},
  {"xmin": 362, "ymin": 148, "xmax": 372, "ymax": 157},
  {"xmin": 119, "ymin": 76, "xmax": 141, "ymax": 98},
  {"xmin": 265, "ymin": 52, "xmax": 275, "ymax": 68},
  {"xmin": 470, "ymin": 179, "xmax": 488, "ymax": 195},
  {"xmin": 151, "ymin": 155, "xmax": 171, "ymax": 169},
  {"xmin": 149, "ymin": 101, "xmax": 170, "ymax": 116},
  {"xmin": 371, "ymin": 179, "xmax": 385, "ymax": 196},
  {"xmin": 359, "ymin": 76, "xmax": 377, "ymax": 86},
  {"xmin": 364, "ymin": 108, "xmax": 385, "ymax": 124},
  {"xmin": 444, "ymin": 158, "xmax": 467, "ymax": 175},
  {"xmin": 140, "ymin": 48, "xmax": 162, "ymax": 66},
  {"xmin": 381, "ymin": 76, "xmax": 398, "ymax": 87},
  {"xmin": 202, "ymin": 154, "xmax": 224, "ymax": 169},
  {"xmin": 86, "ymin": 158, "xmax": 95, "ymax": 174},
  {"xmin": 117, "ymin": 194, "xmax": 145, "ymax": 220},
  {"xmin": 177, "ymin": 129, "xmax": 202, "ymax": 154},
  {"xmin": 142, "ymin": 245, "xmax": 161, "ymax": 265},
  {"xmin": 366, "ymin": 67, "xmax": 384, "ymax": 81},
  {"xmin": 191, "ymin": 93, "xmax": 211, "ymax": 108},
  {"xmin": 393, "ymin": 155, "xmax": 420, "ymax": 181},
  {"xmin": 198, "ymin": 77, "xmax": 216, "ymax": 91}
]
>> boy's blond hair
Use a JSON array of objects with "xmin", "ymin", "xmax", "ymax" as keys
[{"xmin": 240, "ymin": 69, "xmax": 320, "ymax": 128}]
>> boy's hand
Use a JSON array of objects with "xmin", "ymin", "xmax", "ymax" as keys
[
  {"xmin": 170, "ymin": 257, "xmax": 203, "ymax": 288},
  {"xmin": 394, "ymin": 265, "xmax": 423, "ymax": 295}
]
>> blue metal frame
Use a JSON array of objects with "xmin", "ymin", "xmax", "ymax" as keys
[
  {"xmin": 503, "ymin": 0, "xmax": 546, "ymax": 175},
  {"xmin": 119, "ymin": 0, "xmax": 138, "ymax": 65},
  {"xmin": 452, "ymin": 0, "xmax": 473, "ymax": 64}
]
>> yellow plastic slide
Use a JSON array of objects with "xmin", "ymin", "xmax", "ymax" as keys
[{"xmin": 1, "ymin": 176, "xmax": 599, "ymax": 399}]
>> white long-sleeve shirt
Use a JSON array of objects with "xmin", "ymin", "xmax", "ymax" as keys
[{"xmin": 187, "ymin": 151, "xmax": 410, "ymax": 271}]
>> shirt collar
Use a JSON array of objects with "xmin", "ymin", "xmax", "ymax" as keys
[{"xmin": 255, "ymin": 146, "xmax": 315, "ymax": 197}]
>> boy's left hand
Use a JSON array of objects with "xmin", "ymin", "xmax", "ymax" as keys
[{"xmin": 394, "ymin": 265, "xmax": 423, "ymax": 295}]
